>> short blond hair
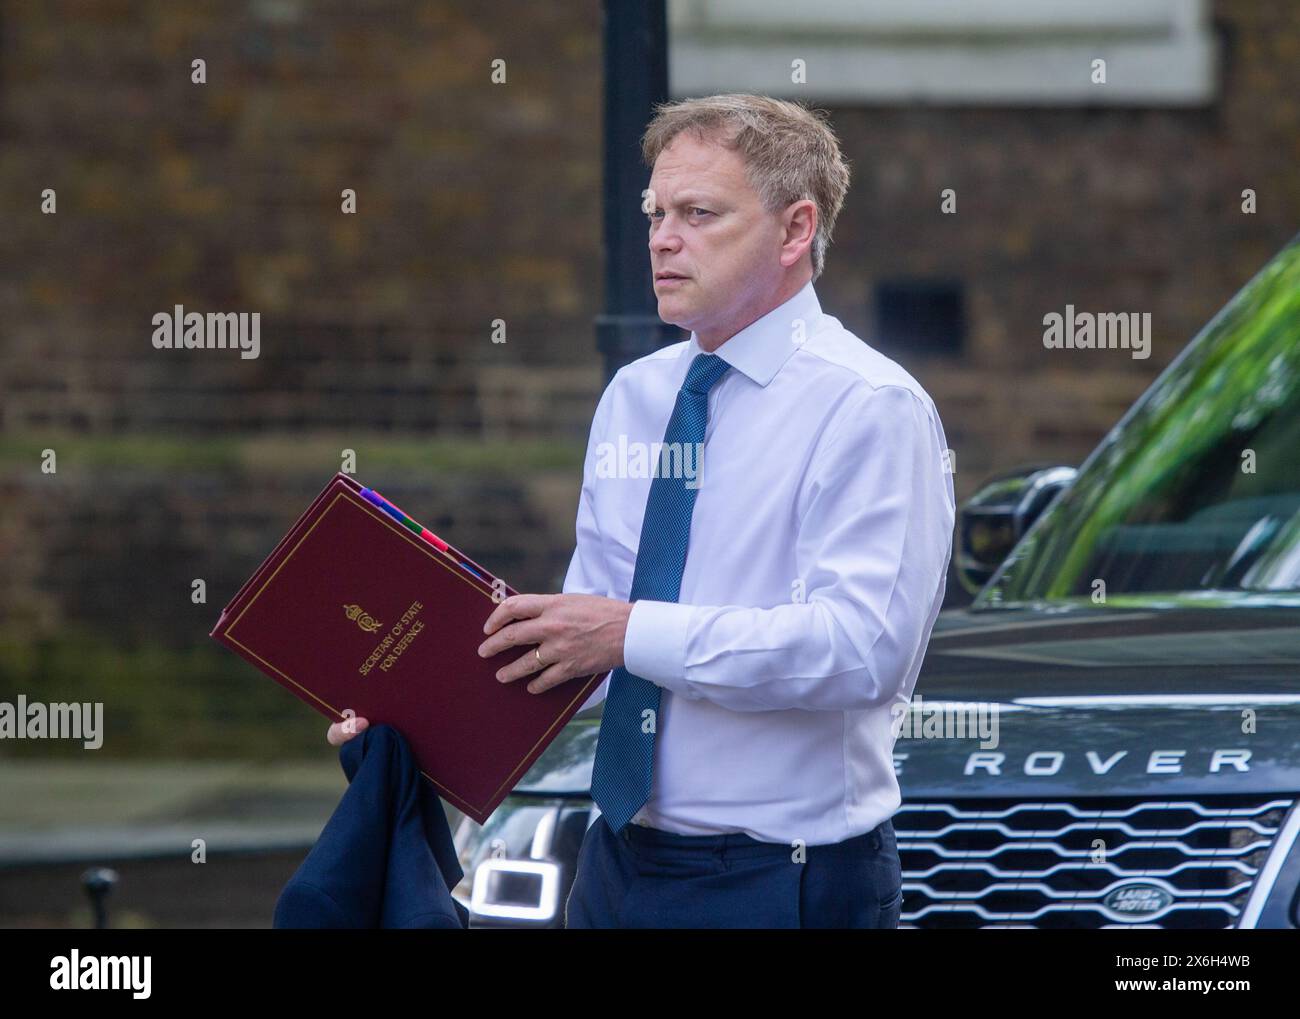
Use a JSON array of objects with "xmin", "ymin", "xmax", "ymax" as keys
[{"xmin": 642, "ymin": 93, "xmax": 851, "ymax": 282}]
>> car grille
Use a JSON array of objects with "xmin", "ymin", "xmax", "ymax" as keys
[{"xmin": 895, "ymin": 795, "xmax": 1295, "ymax": 928}]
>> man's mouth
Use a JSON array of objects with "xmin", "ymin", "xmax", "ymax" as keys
[{"xmin": 655, "ymin": 272, "xmax": 689, "ymax": 283}]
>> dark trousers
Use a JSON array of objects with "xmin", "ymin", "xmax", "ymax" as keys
[{"xmin": 564, "ymin": 814, "xmax": 903, "ymax": 929}]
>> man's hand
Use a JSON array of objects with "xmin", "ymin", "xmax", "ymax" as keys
[
  {"xmin": 478, "ymin": 593, "xmax": 633, "ymax": 694},
  {"xmin": 326, "ymin": 713, "xmax": 368, "ymax": 745}
]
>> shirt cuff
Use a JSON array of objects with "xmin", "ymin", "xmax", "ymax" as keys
[{"xmin": 622, "ymin": 599, "xmax": 694, "ymax": 693}]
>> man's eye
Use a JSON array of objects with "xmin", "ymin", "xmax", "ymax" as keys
[{"xmin": 647, "ymin": 208, "xmax": 712, "ymax": 220}]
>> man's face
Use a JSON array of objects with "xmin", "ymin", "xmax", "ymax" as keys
[{"xmin": 647, "ymin": 131, "xmax": 793, "ymax": 345}]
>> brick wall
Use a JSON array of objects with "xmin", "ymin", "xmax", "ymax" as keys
[
  {"xmin": 1, "ymin": 0, "xmax": 1298, "ymax": 645},
  {"xmin": 0, "ymin": 0, "xmax": 607, "ymax": 443}
]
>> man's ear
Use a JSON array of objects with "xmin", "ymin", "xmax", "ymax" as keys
[{"xmin": 780, "ymin": 199, "xmax": 817, "ymax": 269}]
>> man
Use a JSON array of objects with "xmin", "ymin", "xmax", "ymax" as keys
[{"xmin": 330, "ymin": 93, "xmax": 955, "ymax": 929}]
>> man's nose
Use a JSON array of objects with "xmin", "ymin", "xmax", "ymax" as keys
[{"xmin": 649, "ymin": 215, "xmax": 682, "ymax": 253}]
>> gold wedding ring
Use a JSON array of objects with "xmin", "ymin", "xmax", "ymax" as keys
[{"xmin": 535, "ymin": 647, "xmax": 544, "ymax": 668}]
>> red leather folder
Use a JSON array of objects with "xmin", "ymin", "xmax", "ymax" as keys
[{"xmin": 210, "ymin": 472, "xmax": 603, "ymax": 824}]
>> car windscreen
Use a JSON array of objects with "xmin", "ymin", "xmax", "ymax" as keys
[{"xmin": 978, "ymin": 233, "xmax": 1300, "ymax": 606}]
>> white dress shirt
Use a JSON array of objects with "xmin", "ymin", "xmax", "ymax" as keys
[{"xmin": 562, "ymin": 279, "xmax": 955, "ymax": 846}]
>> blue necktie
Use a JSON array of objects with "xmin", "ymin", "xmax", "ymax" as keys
[{"xmin": 590, "ymin": 351, "xmax": 732, "ymax": 835}]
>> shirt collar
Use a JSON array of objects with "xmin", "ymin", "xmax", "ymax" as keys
[{"xmin": 681, "ymin": 279, "xmax": 823, "ymax": 388}]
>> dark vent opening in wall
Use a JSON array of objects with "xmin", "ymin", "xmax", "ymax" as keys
[{"xmin": 873, "ymin": 279, "xmax": 965, "ymax": 358}]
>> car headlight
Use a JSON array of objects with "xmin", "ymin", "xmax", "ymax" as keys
[
  {"xmin": 452, "ymin": 795, "xmax": 594, "ymax": 928},
  {"xmin": 471, "ymin": 858, "xmax": 563, "ymax": 925}
]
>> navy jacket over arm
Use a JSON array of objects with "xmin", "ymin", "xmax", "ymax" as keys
[{"xmin": 274, "ymin": 723, "xmax": 470, "ymax": 929}]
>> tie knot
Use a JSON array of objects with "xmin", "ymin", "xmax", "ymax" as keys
[{"xmin": 682, "ymin": 352, "xmax": 731, "ymax": 395}]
